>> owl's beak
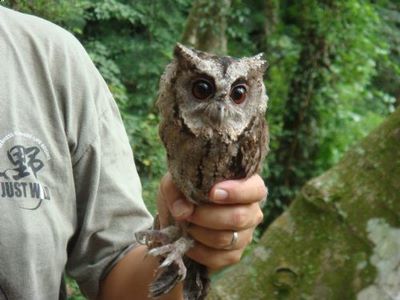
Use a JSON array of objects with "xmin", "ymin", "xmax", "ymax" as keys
[
  {"xmin": 218, "ymin": 105, "xmax": 225, "ymax": 125},
  {"xmin": 210, "ymin": 103, "xmax": 225, "ymax": 126}
]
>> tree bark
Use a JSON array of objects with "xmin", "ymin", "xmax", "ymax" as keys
[
  {"xmin": 263, "ymin": 0, "xmax": 279, "ymax": 48},
  {"xmin": 271, "ymin": 28, "xmax": 329, "ymax": 192},
  {"xmin": 208, "ymin": 108, "xmax": 400, "ymax": 299},
  {"xmin": 181, "ymin": 0, "xmax": 231, "ymax": 54}
]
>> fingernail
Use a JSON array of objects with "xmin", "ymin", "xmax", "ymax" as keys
[
  {"xmin": 212, "ymin": 188, "xmax": 228, "ymax": 202},
  {"xmin": 172, "ymin": 199, "xmax": 190, "ymax": 218}
]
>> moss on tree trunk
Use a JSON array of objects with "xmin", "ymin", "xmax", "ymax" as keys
[{"xmin": 208, "ymin": 108, "xmax": 400, "ymax": 299}]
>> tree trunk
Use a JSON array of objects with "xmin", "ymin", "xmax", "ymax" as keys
[
  {"xmin": 208, "ymin": 108, "xmax": 400, "ymax": 299},
  {"xmin": 264, "ymin": 25, "xmax": 331, "ymax": 226},
  {"xmin": 263, "ymin": 0, "xmax": 279, "ymax": 48},
  {"xmin": 270, "ymin": 28, "xmax": 329, "ymax": 195},
  {"xmin": 264, "ymin": 1, "xmax": 338, "ymax": 226},
  {"xmin": 181, "ymin": 0, "xmax": 231, "ymax": 54}
]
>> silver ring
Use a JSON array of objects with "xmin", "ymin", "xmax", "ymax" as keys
[{"xmin": 228, "ymin": 231, "xmax": 238, "ymax": 249}]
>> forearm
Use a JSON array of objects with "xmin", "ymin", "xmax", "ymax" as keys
[{"xmin": 98, "ymin": 245, "xmax": 183, "ymax": 300}]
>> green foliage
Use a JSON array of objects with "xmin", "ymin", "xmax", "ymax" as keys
[
  {"xmin": 312, "ymin": 1, "xmax": 388, "ymax": 168},
  {"xmin": 254, "ymin": 0, "xmax": 395, "ymax": 222},
  {"xmin": 373, "ymin": 1, "xmax": 400, "ymax": 108},
  {"xmin": 65, "ymin": 276, "xmax": 86, "ymax": 300},
  {"xmin": 181, "ymin": 0, "xmax": 231, "ymax": 53}
]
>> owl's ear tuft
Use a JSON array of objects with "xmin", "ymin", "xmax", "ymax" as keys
[
  {"xmin": 174, "ymin": 43, "xmax": 201, "ymax": 69},
  {"xmin": 248, "ymin": 53, "xmax": 268, "ymax": 74}
]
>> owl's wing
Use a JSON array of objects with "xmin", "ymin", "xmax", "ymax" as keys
[
  {"xmin": 159, "ymin": 117, "xmax": 212, "ymax": 203},
  {"xmin": 233, "ymin": 114, "xmax": 269, "ymax": 178}
]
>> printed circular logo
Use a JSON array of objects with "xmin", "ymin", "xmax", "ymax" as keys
[{"xmin": 0, "ymin": 132, "xmax": 51, "ymax": 210}]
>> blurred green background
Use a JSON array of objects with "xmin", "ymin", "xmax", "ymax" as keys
[{"xmin": 2, "ymin": 0, "xmax": 399, "ymax": 298}]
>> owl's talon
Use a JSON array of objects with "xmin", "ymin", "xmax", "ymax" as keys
[
  {"xmin": 149, "ymin": 244, "xmax": 175, "ymax": 257},
  {"xmin": 148, "ymin": 236, "xmax": 194, "ymax": 280}
]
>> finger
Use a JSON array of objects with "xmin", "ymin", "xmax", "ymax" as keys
[
  {"xmin": 188, "ymin": 202, "xmax": 263, "ymax": 231},
  {"xmin": 209, "ymin": 174, "xmax": 268, "ymax": 204},
  {"xmin": 158, "ymin": 173, "xmax": 184, "ymax": 203},
  {"xmin": 157, "ymin": 173, "xmax": 194, "ymax": 226},
  {"xmin": 187, "ymin": 226, "xmax": 254, "ymax": 250},
  {"xmin": 186, "ymin": 242, "xmax": 243, "ymax": 271}
]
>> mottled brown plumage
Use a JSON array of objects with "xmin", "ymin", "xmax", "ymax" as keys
[{"xmin": 136, "ymin": 43, "xmax": 269, "ymax": 300}]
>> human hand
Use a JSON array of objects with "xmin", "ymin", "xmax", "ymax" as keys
[{"xmin": 157, "ymin": 172, "xmax": 267, "ymax": 271}]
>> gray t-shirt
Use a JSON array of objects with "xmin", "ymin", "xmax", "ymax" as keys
[{"xmin": 0, "ymin": 6, "xmax": 153, "ymax": 300}]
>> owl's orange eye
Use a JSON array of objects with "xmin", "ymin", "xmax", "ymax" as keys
[
  {"xmin": 230, "ymin": 85, "xmax": 247, "ymax": 104},
  {"xmin": 192, "ymin": 80, "xmax": 214, "ymax": 100}
]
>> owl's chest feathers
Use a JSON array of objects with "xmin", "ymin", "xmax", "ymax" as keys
[{"xmin": 160, "ymin": 112, "xmax": 267, "ymax": 203}]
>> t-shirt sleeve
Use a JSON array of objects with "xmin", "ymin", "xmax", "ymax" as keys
[
  {"xmin": 59, "ymin": 34, "xmax": 153, "ymax": 299},
  {"xmin": 66, "ymin": 98, "xmax": 153, "ymax": 299}
]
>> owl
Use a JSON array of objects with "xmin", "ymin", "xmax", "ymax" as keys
[{"xmin": 136, "ymin": 43, "xmax": 269, "ymax": 300}]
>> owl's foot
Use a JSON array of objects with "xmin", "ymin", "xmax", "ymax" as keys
[
  {"xmin": 149, "ymin": 236, "xmax": 194, "ymax": 278},
  {"xmin": 136, "ymin": 226, "xmax": 196, "ymax": 297},
  {"xmin": 148, "ymin": 236, "xmax": 194, "ymax": 298},
  {"xmin": 135, "ymin": 225, "xmax": 180, "ymax": 248}
]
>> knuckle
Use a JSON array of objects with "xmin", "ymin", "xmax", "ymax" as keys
[
  {"xmin": 256, "ymin": 209, "xmax": 264, "ymax": 225},
  {"xmin": 231, "ymin": 209, "xmax": 247, "ymax": 229},
  {"xmin": 259, "ymin": 183, "xmax": 268, "ymax": 199},
  {"xmin": 215, "ymin": 232, "xmax": 233, "ymax": 248}
]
